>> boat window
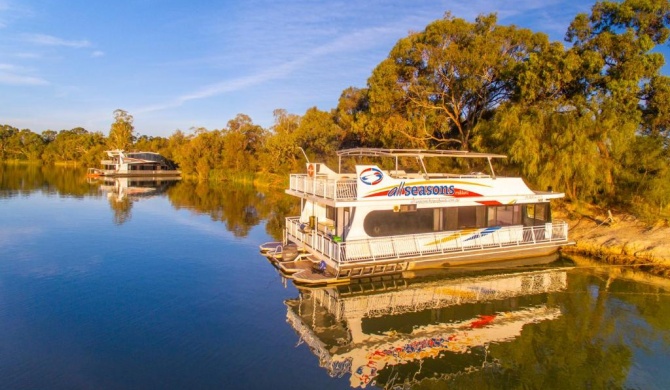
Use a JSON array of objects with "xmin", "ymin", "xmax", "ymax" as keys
[
  {"xmin": 455, "ymin": 206, "xmax": 486, "ymax": 229},
  {"xmin": 523, "ymin": 203, "xmax": 551, "ymax": 226},
  {"xmin": 363, "ymin": 209, "xmax": 434, "ymax": 237},
  {"xmin": 537, "ymin": 204, "xmax": 548, "ymax": 221},
  {"xmin": 443, "ymin": 208, "xmax": 458, "ymax": 231},
  {"xmin": 441, "ymin": 206, "xmax": 486, "ymax": 230},
  {"xmin": 487, "ymin": 205, "xmax": 521, "ymax": 226}
]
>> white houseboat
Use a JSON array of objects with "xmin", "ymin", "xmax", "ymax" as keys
[
  {"xmin": 86, "ymin": 150, "xmax": 181, "ymax": 177},
  {"xmin": 261, "ymin": 148, "xmax": 573, "ymax": 285}
]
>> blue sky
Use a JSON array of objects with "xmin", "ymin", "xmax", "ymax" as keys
[{"xmin": 0, "ymin": 0, "xmax": 667, "ymax": 137}]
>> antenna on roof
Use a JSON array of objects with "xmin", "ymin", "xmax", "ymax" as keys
[{"xmin": 298, "ymin": 147, "xmax": 310, "ymax": 164}]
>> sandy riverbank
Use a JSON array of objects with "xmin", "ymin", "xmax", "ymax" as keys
[{"xmin": 556, "ymin": 204, "xmax": 670, "ymax": 277}]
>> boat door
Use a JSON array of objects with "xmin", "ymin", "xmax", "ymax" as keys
[{"xmin": 339, "ymin": 209, "xmax": 351, "ymax": 240}]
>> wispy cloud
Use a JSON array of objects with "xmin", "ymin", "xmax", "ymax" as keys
[
  {"xmin": 136, "ymin": 24, "xmax": 397, "ymax": 114},
  {"xmin": 0, "ymin": 63, "xmax": 48, "ymax": 85},
  {"xmin": 21, "ymin": 33, "xmax": 91, "ymax": 48},
  {"xmin": 136, "ymin": 1, "xmax": 580, "ymax": 117},
  {"xmin": 0, "ymin": 0, "xmax": 8, "ymax": 28},
  {"xmin": 91, "ymin": 50, "xmax": 105, "ymax": 57}
]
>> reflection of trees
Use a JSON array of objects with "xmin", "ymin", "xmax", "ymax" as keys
[
  {"xmin": 422, "ymin": 269, "xmax": 670, "ymax": 389},
  {"xmin": 590, "ymin": 267, "xmax": 670, "ymax": 348},
  {"xmin": 2, "ymin": 164, "xmax": 298, "ymax": 240},
  {"xmin": 482, "ymin": 271, "xmax": 632, "ymax": 389},
  {"xmin": 0, "ymin": 164, "xmax": 97, "ymax": 197},
  {"xmin": 108, "ymin": 196, "xmax": 132, "ymax": 225},
  {"xmin": 263, "ymin": 188, "xmax": 300, "ymax": 240},
  {"xmin": 167, "ymin": 181, "xmax": 285, "ymax": 237}
]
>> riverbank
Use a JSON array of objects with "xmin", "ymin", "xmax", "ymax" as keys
[{"xmin": 557, "ymin": 204, "xmax": 670, "ymax": 277}]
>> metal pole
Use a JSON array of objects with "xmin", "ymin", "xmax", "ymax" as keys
[{"xmin": 487, "ymin": 157, "xmax": 496, "ymax": 179}]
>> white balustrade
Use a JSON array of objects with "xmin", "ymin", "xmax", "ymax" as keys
[
  {"xmin": 285, "ymin": 219, "xmax": 570, "ymax": 265},
  {"xmin": 289, "ymin": 174, "xmax": 357, "ymax": 201}
]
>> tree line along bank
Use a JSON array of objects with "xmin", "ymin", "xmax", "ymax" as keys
[{"xmin": 1, "ymin": 1, "xmax": 669, "ymax": 220}]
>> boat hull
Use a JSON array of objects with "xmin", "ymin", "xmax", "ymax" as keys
[
  {"xmin": 404, "ymin": 241, "xmax": 567, "ymax": 270},
  {"xmin": 272, "ymin": 239, "xmax": 572, "ymax": 286}
]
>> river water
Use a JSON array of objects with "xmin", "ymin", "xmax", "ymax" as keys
[{"xmin": 1, "ymin": 165, "xmax": 669, "ymax": 390}]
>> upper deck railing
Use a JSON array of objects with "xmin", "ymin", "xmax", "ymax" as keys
[
  {"xmin": 288, "ymin": 172, "xmax": 495, "ymax": 201},
  {"xmin": 286, "ymin": 217, "xmax": 570, "ymax": 265},
  {"xmin": 289, "ymin": 174, "xmax": 358, "ymax": 201}
]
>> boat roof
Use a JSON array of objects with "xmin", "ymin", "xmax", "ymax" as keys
[
  {"xmin": 336, "ymin": 148, "xmax": 507, "ymax": 159},
  {"xmin": 106, "ymin": 150, "xmax": 162, "ymax": 155}
]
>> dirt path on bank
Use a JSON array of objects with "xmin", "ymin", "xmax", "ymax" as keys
[{"xmin": 556, "ymin": 205, "xmax": 670, "ymax": 277}]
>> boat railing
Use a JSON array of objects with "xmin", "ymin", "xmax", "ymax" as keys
[
  {"xmin": 286, "ymin": 217, "xmax": 342, "ymax": 261},
  {"xmin": 286, "ymin": 217, "xmax": 570, "ymax": 265},
  {"xmin": 289, "ymin": 174, "xmax": 358, "ymax": 201}
]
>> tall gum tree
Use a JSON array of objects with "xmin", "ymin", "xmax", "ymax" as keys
[
  {"xmin": 261, "ymin": 109, "xmax": 301, "ymax": 174},
  {"xmin": 334, "ymin": 87, "xmax": 372, "ymax": 148},
  {"xmin": 293, "ymin": 107, "xmax": 344, "ymax": 166},
  {"xmin": 107, "ymin": 109, "xmax": 135, "ymax": 150},
  {"xmin": 565, "ymin": 0, "xmax": 670, "ymax": 200},
  {"xmin": 366, "ymin": 13, "xmax": 548, "ymax": 151},
  {"xmin": 222, "ymin": 114, "xmax": 267, "ymax": 173},
  {"xmin": 491, "ymin": 0, "xmax": 670, "ymax": 207}
]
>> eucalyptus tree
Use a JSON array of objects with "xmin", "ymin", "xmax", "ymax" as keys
[
  {"xmin": 484, "ymin": 42, "xmax": 598, "ymax": 200},
  {"xmin": 172, "ymin": 127, "xmax": 222, "ymax": 180},
  {"xmin": 41, "ymin": 127, "xmax": 105, "ymax": 165},
  {"xmin": 134, "ymin": 134, "xmax": 170, "ymax": 153},
  {"xmin": 165, "ymin": 129, "xmax": 189, "ymax": 167},
  {"xmin": 261, "ymin": 109, "xmax": 302, "ymax": 174},
  {"xmin": 635, "ymin": 74, "xmax": 670, "ymax": 212},
  {"xmin": 107, "ymin": 109, "xmax": 135, "ymax": 150},
  {"xmin": 222, "ymin": 114, "xmax": 267, "ymax": 174},
  {"xmin": 0, "ymin": 124, "xmax": 19, "ymax": 160},
  {"xmin": 0, "ymin": 126, "xmax": 44, "ymax": 161},
  {"xmin": 293, "ymin": 107, "xmax": 344, "ymax": 166},
  {"xmin": 491, "ymin": 0, "xmax": 670, "ymax": 208},
  {"xmin": 566, "ymin": 0, "xmax": 670, "ymax": 201},
  {"xmin": 12, "ymin": 129, "xmax": 46, "ymax": 161},
  {"xmin": 41, "ymin": 130, "xmax": 57, "ymax": 144},
  {"xmin": 334, "ymin": 87, "xmax": 372, "ymax": 147},
  {"xmin": 365, "ymin": 13, "xmax": 548, "ymax": 151}
]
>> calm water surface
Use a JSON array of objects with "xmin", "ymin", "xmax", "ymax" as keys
[{"xmin": 1, "ymin": 165, "xmax": 669, "ymax": 389}]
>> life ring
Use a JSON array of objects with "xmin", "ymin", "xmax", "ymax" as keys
[{"xmin": 307, "ymin": 164, "xmax": 315, "ymax": 177}]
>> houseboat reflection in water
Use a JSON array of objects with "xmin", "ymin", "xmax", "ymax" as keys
[
  {"xmin": 96, "ymin": 177, "xmax": 181, "ymax": 202},
  {"xmin": 90, "ymin": 177, "xmax": 180, "ymax": 224},
  {"xmin": 283, "ymin": 256, "xmax": 572, "ymax": 388}
]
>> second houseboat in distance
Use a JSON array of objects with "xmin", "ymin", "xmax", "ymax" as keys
[
  {"xmin": 87, "ymin": 150, "xmax": 181, "ymax": 177},
  {"xmin": 261, "ymin": 148, "xmax": 573, "ymax": 286}
]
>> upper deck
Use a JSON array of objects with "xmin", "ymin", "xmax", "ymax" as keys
[
  {"xmin": 286, "ymin": 148, "xmax": 562, "ymax": 204},
  {"xmin": 287, "ymin": 171, "xmax": 497, "ymax": 202}
]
